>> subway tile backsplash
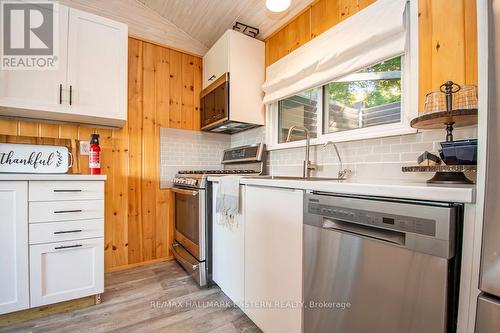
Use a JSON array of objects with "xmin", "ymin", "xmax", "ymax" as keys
[
  {"xmin": 160, "ymin": 125, "xmax": 477, "ymax": 186},
  {"xmin": 230, "ymin": 126, "xmax": 477, "ymax": 181},
  {"xmin": 160, "ymin": 128, "xmax": 230, "ymax": 187}
]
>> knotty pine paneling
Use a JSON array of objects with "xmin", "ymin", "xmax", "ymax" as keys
[
  {"xmin": 0, "ymin": 37, "xmax": 202, "ymax": 271},
  {"xmin": 265, "ymin": 0, "xmax": 477, "ymax": 113}
]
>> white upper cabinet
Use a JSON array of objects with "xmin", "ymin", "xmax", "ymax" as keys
[
  {"xmin": 202, "ymin": 30, "xmax": 265, "ymax": 127},
  {"xmin": 203, "ymin": 34, "xmax": 229, "ymax": 88},
  {"xmin": 0, "ymin": 182, "xmax": 29, "ymax": 315},
  {"xmin": 0, "ymin": 5, "xmax": 128, "ymax": 128},
  {"xmin": 66, "ymin": 8, "xmax": 127, "ymax": 124},
  {"xmin": 0, "ymin": 5, "xmax": 69, "ymax": 113}
]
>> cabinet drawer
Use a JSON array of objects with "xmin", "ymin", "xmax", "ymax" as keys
[
  {"xmin": 29, "ymin": 200, "xmax": 104, "ymax": 223},
  {"xmin": 29, "ymin": 181, "xmax": 104, "ymax": 202},
  {"xmin": 29, "ymin": 219, "xmax": 104, "ymax": 244},
  {"xmin": 30, "ymin": 238, "xmax": 104, "ymax": 307}
]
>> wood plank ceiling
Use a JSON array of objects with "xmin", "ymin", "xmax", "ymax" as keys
[
  {"xmin": 59, "ymin": 0, "xmax": 208, "ymax": 56},
  {"xmin": 138, "ymin": 0, "xmax": 315, "ymax": 48}
]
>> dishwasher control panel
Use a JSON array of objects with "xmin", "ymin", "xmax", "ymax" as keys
[{"xmin": 308, "ymin": 202, "xmax": 436, "ymax": 237}]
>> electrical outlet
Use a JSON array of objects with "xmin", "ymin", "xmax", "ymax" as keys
[{"xmin": 80, "ymin": 141, "xmax": 90, "ymax": 155}]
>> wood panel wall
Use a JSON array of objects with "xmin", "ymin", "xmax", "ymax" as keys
[
  {"xmin": 264, "ymin": 0, "xmax": 478, "ymax": 112},
  {"xmin": 0, "ymin": 37, "xmax": 202, "ymax": 272}
]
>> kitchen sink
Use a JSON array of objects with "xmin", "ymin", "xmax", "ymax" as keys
[{"xmin": 245, "ymin": 175, "xmax": 345, "ymax": 181}]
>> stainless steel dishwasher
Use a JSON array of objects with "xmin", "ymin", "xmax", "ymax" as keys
[{"xmin": 303, "ymin": 191, "xmax": 461, "ymax": 333}]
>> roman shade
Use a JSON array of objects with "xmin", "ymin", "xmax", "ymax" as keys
[{"xmin": 262, "ymin": 0, "xmax": 409, "ymax": 104}]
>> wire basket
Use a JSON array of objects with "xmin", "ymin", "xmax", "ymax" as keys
[{"xmin": 424, "ymin": 83, "xmax": 478, "ymax": 114}]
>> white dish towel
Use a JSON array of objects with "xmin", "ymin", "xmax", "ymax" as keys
[{"xmin": 216, "ymin": 176, "xmax": 242, "ymax": 227}]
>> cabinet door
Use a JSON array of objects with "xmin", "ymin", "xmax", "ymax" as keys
[
  {"xmin": 244, "ymin": 186, "xmax": 303, "ymax": 333},
  {"xmin": 202, "ymin": 32, "xmax": 228, "ymax": 88},
  {"xmin": 212, "ymin": 183, "xmax": 245, "ymax": 305},
  {"xmin": 30, "ymin": 238, "xmax": 104, "ymax": 307},
  {"xmin": 0, "ymin": 5, "xmax": 68, "ymax": 113},
  {"xmin": 66, "ymin": 8, "xmax": 127, "ymax": 122},
  {"xmin": 0, "ymin": 182, "xmax": 29, "ymax": 315}
]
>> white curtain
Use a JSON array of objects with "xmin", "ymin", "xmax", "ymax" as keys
[{"xmin": 262, "ymin": 0, "xmax": 408, "ymax": 104}]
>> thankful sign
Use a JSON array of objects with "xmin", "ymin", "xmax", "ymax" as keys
[{"xmin": 0, "ymin": 143, "xmax": 70, "ymax": 174}]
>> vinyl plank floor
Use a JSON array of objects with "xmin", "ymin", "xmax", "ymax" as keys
[{"xmin": 0, "ymin": 261, "xmax": 261, "ymax": 333}]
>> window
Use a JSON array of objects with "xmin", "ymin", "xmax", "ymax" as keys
[
  {"xmin": 323, "ymin": 56, "xmax": 402, "ymax": 134},
  {"xmin": 269, "ymin": 55, "xmax": 415, "ymax": 149},
  {"xmin": 278, "ymin": 88, "xmax": 319, "ymax": 143}
]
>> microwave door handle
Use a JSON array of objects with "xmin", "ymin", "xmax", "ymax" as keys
[
  {"xmin": 171, "ymin": 188, "xmax": 199, "ymax": 196},
  {"xmin": 322, "ymin": 218, "xmax": 405, "ymax": 246}
]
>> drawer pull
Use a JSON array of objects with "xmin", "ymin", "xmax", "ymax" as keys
[
  {"xmin": 54, "ymin": 244, "xmax": 83, "ymax": 250},
  {"xmin": 54, "ymin": 209, "xmax": 83, "ymax": 214},
  {"xmin": 54, "ymin": 230, "xmax": 83, "ymax": 235},
  {"xmin": 53, "ymin": 189, "xmax": 82, "ymax": 193}
]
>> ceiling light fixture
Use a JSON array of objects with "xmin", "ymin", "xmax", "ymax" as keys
[{"xmin": 266, "ymin": 0, "xmax": 291, "ymax": 13}]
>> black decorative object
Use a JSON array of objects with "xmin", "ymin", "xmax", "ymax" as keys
[
  {"xmin": 417, "ymin": 151, "xmax": 441, "ymax": 166},
  {"xmin": 405, "ymin": 80, "xmax": 478, "ymax": 184},
  {"xmin": 232, "ymin": 22, "xmax": 259, "ymax": 38}
]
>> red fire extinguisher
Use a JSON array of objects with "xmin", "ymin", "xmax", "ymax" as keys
[{"xmin": 89, "ymin": 134, "xmax": 101, "ymax": 175}]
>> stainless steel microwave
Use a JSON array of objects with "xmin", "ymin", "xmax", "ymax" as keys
[{"xmin": 200, "ymin": 73, "xmax": 260, "ymax": 134}]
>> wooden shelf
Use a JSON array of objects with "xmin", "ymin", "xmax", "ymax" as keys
[{"xmin": 410, "ymin": 109, "xmax": 478, "ymax": 129}]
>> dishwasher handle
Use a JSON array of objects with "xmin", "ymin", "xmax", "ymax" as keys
[{"xmin": 322, "ymin": 218, "xmax": 405, "ymax": 246}]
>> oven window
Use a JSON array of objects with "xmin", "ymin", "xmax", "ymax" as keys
[{"xmin": 175, "ymin": 192, "xmax": 200, "ymax": 245}]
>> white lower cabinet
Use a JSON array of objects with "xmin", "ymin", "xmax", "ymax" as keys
[
  {"xmin": 0, "ymin": 179, "xmax": 104, "ymax": 315},
  {"xmin": 212, "ymin": 183, "xmax": 245, "ymax": 305},
  {"xmin": 30, "ymin": 238, "xmax": 104, "ymax": 307},
  {"xmin": 0, "ymin": 182, "xmax": 29, "ymax": 315},
  {"xmin": 244, "ymin": 185, "xmax": 303, "ymax": 333}
]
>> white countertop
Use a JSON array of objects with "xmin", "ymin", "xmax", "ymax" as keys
[
  {"xmin": 208, "ymin": 176, "xmax": 475, "ymax": 203},
  {"xmin": 0, "ymin": 173, "xmax": 107, "ymax": 181}
]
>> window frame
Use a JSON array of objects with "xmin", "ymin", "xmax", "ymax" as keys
[{"xmin": 265, "ymin": 0, "xmax": 418, "ymax": 151}]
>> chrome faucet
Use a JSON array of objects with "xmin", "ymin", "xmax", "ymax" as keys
[
  {"xmin": 323, "ymin": 141, "xmax": 352, "ymax": 179},
  {"xmin": 286, "ymin": 126, "xmax": 316, "ymax": 178}
]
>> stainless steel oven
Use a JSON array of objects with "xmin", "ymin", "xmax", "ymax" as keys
[
  {"xmin": 171, "ymin": 143, "xmax": 266, "ymax": 287},
  {"xmin": 171, "ymin": 187, "xmax": 206, "ymax": 286}
]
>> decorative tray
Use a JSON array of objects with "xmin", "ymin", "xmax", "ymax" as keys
[
  {"xmin": 402, "ymin": 165, "xmax": 477, "ymax": 173},
  {"xmin": 410, "ymin": 109, "xmax": 478, "ymax": 130}
]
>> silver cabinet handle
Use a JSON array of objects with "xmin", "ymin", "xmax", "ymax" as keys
[
  {"xmin": 322, "ymin": 218, "xmax": 405, "ymax": 246},
  {"xmin": 171, "ymin": 188, "xmax": 199, "ymax": 196},
  {"xmin": 54, "ymin": 244, "xmax": 83, "ymax": 250},
  {"xmin": 54, "ymin": 209, "xmax": 82, "ymax": 214},
  {"xmin": 53, "ymin": 189, "xmax": 82, "ymax": 193},
  {"xmin": 54, "ymin": 230, "xmax": 82, "ymax": 234}
]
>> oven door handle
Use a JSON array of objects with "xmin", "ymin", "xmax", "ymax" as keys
[
  {"xmin": 171, "ymin": 188, "xmax": 199, "ymax": 196},
  {"xmin": 172, "ymin": 243, "xmax": 198, "ymax": 271}
]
